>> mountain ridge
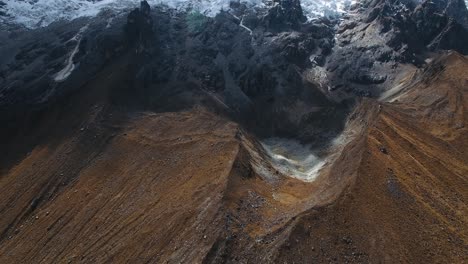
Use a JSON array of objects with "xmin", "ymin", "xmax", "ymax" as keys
[{"xmin": 0, "ymin": 0, "xmax": 467, "ymax": 263}]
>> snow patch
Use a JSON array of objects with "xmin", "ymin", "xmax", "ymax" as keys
[
  {"xmin": 261, "ymin": 138, "xmax": 326, "ymax": 182},
  {"xmin": 54, "ymin": 25, "xmax": 88, "ymax": 82},
  {"xmin": 1, "ymin": 0, "xmax": 359, "ymax": 29}
]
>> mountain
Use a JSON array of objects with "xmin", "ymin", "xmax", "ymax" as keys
[
  {"xmin": 0, "ymin": 0, "xmax": 467, "ymax": 263},
  {"xmin": 0, "ymin": 0, "xmax": 355, "ymax": 29}
]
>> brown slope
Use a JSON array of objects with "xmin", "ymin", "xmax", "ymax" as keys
[
  {"xmin": 0, "ymin": 52, "xmax": 466, "ymax": 264},
  {"xmin": 0, "ymin": 107, "xmax": 240, "ymax": 263},
  {"xmin": 274, "ymin": 52, "xmax": 468, "ymax": 263}
]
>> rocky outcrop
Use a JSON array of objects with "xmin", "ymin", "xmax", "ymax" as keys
[
  {"xmin": 0, "ymin": 13, "xmax": 127, "ymax": 123},
  {"xmin": 432, "ymin": 0, "xmax": 468, "ymax": 29},
  {"xmin": 319, "ymin": 0, "xmax": 468, "ymax": 99},
  {"xmin": 1, "ymin": 0, "xmax": 467, "ymax": 136},
  {"xmin": 263, "ymin": 0, "xmax": 307, "ymax": 31},
  {"xmin": 125, "ymin": 1, "xmax": 154, "ymax": 53}
]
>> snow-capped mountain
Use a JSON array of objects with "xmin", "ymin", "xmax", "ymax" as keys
[{"xmin": 0, "ymin": 0, "xmax": 358, "ymax": 29}]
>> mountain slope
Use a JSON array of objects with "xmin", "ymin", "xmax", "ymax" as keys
[
  {"xmin": 0, "ymin": 47, "xmax": 466, "ymax": 263},
  {"xmin": 275, "ymin": 52, "xmax": 468, "ymax": 264},
  {"xmin": 0, "ymin": 1, "xmax": 467, "ymax": 263}
]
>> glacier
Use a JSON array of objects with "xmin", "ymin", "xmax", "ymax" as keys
[
  {"xmin": 1, "ymin": 0, "xmax": 467, "ymax": 29},
  {"xmin": 1, "ymin": 0, "xmax": 358, "ymax": 29}
]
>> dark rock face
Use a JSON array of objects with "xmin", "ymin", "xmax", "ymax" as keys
[
  {"xmin": 412, "ymin": 1, "xmax": 468, "ymax": 54},
  {"xmin": 140, "ymin": 6, "xmax": 342, "ymax": 140},
  {"xmin": 366, "ymin": 0, "xmax": 468, "ymax": 55},
  {"xmin": 0, "ymin": 1, "xmax": 7, "ymax": 18},
  {"xmin": 263, "ymin": 0, "xmax": 307, "ymax": 31},
  {"xmin": 432, "ymin": 0, "xmax": 468, "ymax": 29},
  {"xmin": 320, "ymin": 0, "xmax": 468, "ymax": 99},
  {"xmin": 126, "ymin": 0, "xmax": 154, "ymax": 51},
  {"xmin": 427, "ymin": 19, "xmax": 468, "ymax": 53},
  {"xmin": 1, "ymin": 0, "xmax": 468, "ymax": 139},
  {"xmin": 0, "ymin": 14, "xmax": 126, "ymax": 111}
]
